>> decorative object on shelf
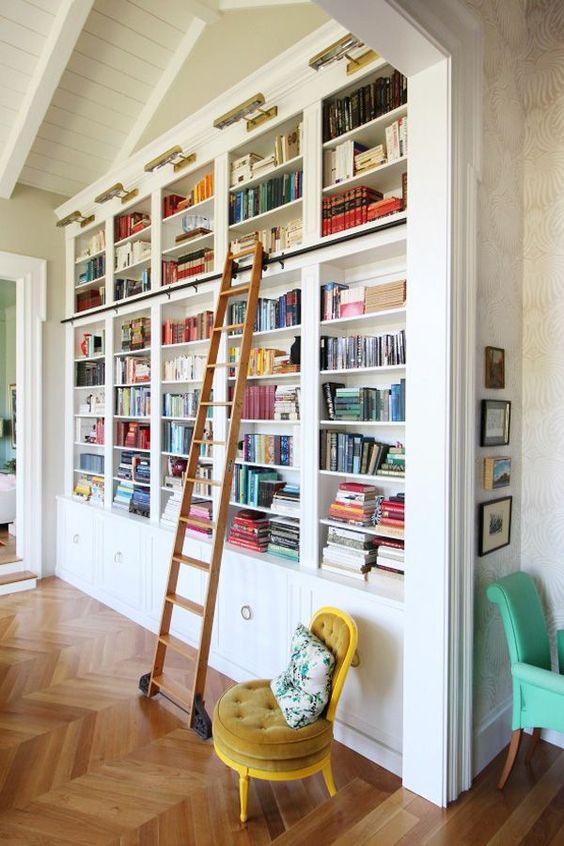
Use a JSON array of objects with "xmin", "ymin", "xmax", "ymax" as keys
[
  {"xmin": 56, "ymin": 210, "xmax": 95, "ymax": 229},
  {"xmin": 485, "ymin": 346, "xmax": 505, "ymax": 389},
  {"xmin": 478, "ymin": 496, "xmax": 512, "ymax": 556},
  {"xmin": 95, "ymin": 182, "xmax": 138, "ymax": 205},
  {"xmin": 8, "ymin": 384, "xmax": 16, "ymax": 448},
  {"xmin": 480, "ymin": 399, "xmax": 511, "ymax": 447},
  {"xmin": 483, "ymin": 457, "xmax": 511, "ymax": 490},
  {"xmin": 144, "ymin": 145, "xmax": 196, "ymax": 173}
]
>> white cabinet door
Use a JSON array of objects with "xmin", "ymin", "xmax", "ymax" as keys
[
  {"xmin": 59, "ymin": 500, "xmax": 96, "ymax": 584},
  {"xmin": 303, "ymin": 582, "xmax": 404, "ymax": 759},
  {"xmin": 100, "ymin": 516, "xmax": 142, "ymax": 609},
  {"xmin": 216, "ymin": 551, "xmax": 289, "ymax": 680}
]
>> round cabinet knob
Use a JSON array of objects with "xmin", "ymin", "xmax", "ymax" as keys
[
  {"xmin": 72, "ymin": 534, "xmax": 79, "ymax": 544},
  {"xmin": 114, "ymin": 551, "xmax": 123, "ymax": 564},
  {"xmin": 240, "ymin": 604, "xmax": 252, "ymax": 621}
]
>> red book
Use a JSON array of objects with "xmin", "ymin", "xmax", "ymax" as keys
[{"xmin": 339, "ymin": 482, "xmax": 377, "ymax": 493}]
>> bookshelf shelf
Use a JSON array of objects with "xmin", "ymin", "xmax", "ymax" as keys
[
  {"xmin": 73, "ymin": 468, "xmax": 103, "ymax": 477},
  {"xmin": 227, "ymin": 372, "xmax": 300, "ymax": 382},
  {"xmin": 114, "ymin": 445, "xmax": 151, "ymax": 453},
  {"xmin": 162, "ymin": 231, "xmax": 214, "ymax": 258},
  {"xmin": 162, "ymin": 415, "xmax": 196, "ymax": 421},
  {"xmin": 320, "ymin": 419, "xmax": 404, "ymax": 427},
  {"xmin": 74, "ymin": 354, "xmax": 105, "ymax": 362},
  {"xmin": 320, "ymin": 211, "xmax": 407, "ymax": 244},
  {"xmin": 235, "ymin": 460, "xmax": 299, "ymax": 471},
  {"xmin": 229, "ymin": 500, "xmax": 301, "ymax": 519},
  {"xmin": 161, "ymin": 380, "xmax": 203, "ymax": 386},
  {"xmin": 75, "ymin": 275, "xmax": 106, "ymax": 291},
  {"xmin": 74, "ymin": 441, "xmax": 104, "ymax": 448},
  {"xmin": 74, "ymin": 413, "xmax": 104, "ymax": 418},
  {"xmin": 163, "ymin": 338, "xmax": 210, "ymax": 351},
  {"xmin": 116, "ymin": 382, "xmax": 151, "ymax": 388},
  {"xmin": 114, "ymin": 225, "xmax": 151, "ymax": 248},
  {"xmin": 229, "ymin": 197, "xmax": 302, "ymax": 232},
  {"xmin": 320, "ymin": 365, "xmax": 405, "ymax": 376},
  {"xmin": 319, "ymin": 469, "xmax": 405, "ymax": 484},
  {"xmin": 114, "ymin": 255, "xmax": 151, "ymax": 275},
  {"xmin": 321, "ymin": 308, "xmax": 405, "ymax": 330},
  {"xmin": 75, "ymin": 247, "xmax": 105, "ymax": 265},
  {"xmin": 228, "ymin": 325, "xmax": 301, "ymax": 342},
  {"xmin": 112, "ymin": 476, "xmax": 150, "ymax": 488},
  {"xmin": 114, "ymin": 415, "xmax": 151, "ymax": 420},
  {"xmin": 230, "ymin": 156, "xmax": 303, "ymax": 193},
  {"xmin": 323, "ymin": 156, "xmax": 407, "ymax": 197},
  {"xmin": 322, "ymin": 103, "xmax": 408, "ymax": 150},
  {"xmin": 239, "ymin": 419, "xmax": 300, "ymax": 425},
  {"xmin": 320, "ymin": 518, "xmax": 403, "ymax": 540},
  {"xmin": 114, "ymin": 347, "xmax": 151, "ymax": 357},
  {"xmin": 163, "ymin": 196, "xmax": 214, "ymax": 224}
]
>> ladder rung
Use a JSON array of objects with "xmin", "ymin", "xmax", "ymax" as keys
[
  {"xmin": 193, "ymin": 439, "xmax": 225, "ymax": 446},
  {"xmin": 158, "ymin": 633, "xmax": 196, "ymax": 659},
  {"xmin": 152, "ymin": 672, "xmax": 191, "ymax": 710},
  {"xmin": 180, "ymin": 516, "xmax": 216, "ymax": 531},
  {"xmin": 213, "ymin": 323, "xmax": 245, "ymax": 333},
  {"xmin": 207, "ymin": 362, "xmax": 230, "ymax": 368},
  {"xmin": 200, "ymin": 401, "xmax": 232, "ymax": 406},
  {"xmin": 172, "ymin": 553, "xmax": 210, "ymax": 572},
  {"xmin": 219, "ymin": 285, "xmax": 251, "ymax": 298},
  {"xmin": 166, "ymin": 593, "xmax": 204, "ymax": 615},
  {"xmin": 231, "ymin": 246, "xmax": 260, "ymax": 260},
  {"xmin": 185, "ymin": 476, "xmax": 222, "ymax": 486}
]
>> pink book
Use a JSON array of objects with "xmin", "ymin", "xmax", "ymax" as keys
[{"xmin": 339, "ymin": 301, "xmax": 365, "ymax": 318}]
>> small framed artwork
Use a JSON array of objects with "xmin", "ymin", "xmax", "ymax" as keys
[
  {"xmin": 483, "ymin": 456, "xmax": 511, "ymax": 489},
  {"xmin": 480, "ymin": 399, "xmax": 511, "ymax": 446},
  {"xmin": 8, "ymin": 384, "xmax": 16, "ymax": 449},
  {"xmin": 485, "ymin": 346, "xmax": 505, "ymax": 389},
  {"xmin": 479, "ymin": 496, "xmax": 512, "ymax": 556}
]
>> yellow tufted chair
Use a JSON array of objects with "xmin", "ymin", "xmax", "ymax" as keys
[{"xmin": 212, "ymin": 607, "xmax": 358, "ymax": 824}]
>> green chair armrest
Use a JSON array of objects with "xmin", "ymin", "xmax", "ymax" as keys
[
  {"xmin": 512, "ymin": 662, "xmax": 564, "ymax": 696},
  {"xmin": 557, "ymin": 630, "xmax": 564, "ymax": 674}
]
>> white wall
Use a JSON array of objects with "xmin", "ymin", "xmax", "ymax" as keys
[
  {"xmin": 0, "ymin": 184, "xmax": 66, "ymax": 572},
  {"xmin": 522, "ymin": 1, "xmax": 564, "ymax": 652}
]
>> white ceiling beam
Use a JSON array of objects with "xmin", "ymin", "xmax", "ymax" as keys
[
  {"xmin": 0, "ymin": 0, "xmax": 95, "ymax": 200},
  {"xmin": 219, "ymin": 0, "xmax": 310, "ymax": 7},
  {"xmin": 183, "ymin": 0, "xmax": 221, "ymax": 23},
  {"xmin": 113, "ymin": 18, "xmax": 208, "ymax": 165}
]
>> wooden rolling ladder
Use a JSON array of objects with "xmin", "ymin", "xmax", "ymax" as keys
[{"xmin": 139, "ymin": 242, "xmax": 266, "ymax": 738}]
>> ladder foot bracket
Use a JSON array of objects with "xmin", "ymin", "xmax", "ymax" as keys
[
  {"xmin": 191, "ymin": 694, "xmax": 213, "ymax": 740},
  {"xmin": 138, "ymin": 672, "xmax": 152, "ymax": 697}
]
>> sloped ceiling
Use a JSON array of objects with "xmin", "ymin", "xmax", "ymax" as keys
[{"xmin": 0, "ymin": 0, "xmax": 328, "ymax": 200}]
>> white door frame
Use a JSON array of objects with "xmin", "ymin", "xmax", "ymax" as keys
[
  {"xmin": 317, "ymin": 0, "xmax": 483, "ymax": 804},
  {"xmin": 0, "ymin": 251, "xmax": 46, "ymax": 575}
]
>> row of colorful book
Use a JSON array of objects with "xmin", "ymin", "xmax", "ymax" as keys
[
  {"xmin": 322, "ymin": 70, "xmax": 407, "ymax": 142},
  {"xmin": 115, "ymin": 272, "xmax": 150, "ymax": 302},
  {"xmin": 229, "ymin": 170, "xmax": 303, "ymax": 224},
  {"xmin": 162, "ymin": 353, "xmax": 207, "ymax": 383},
  {"xmin": 228, "ymin": 509, "xmax": 300, "ymax": 562},
  {"xmin": 162, "ymin": 390, "xmax": 200, "ymax": 419},
  {"xmin": 320, "ymin": 331, "xmax": 405, "ymax": 370},
  {"xmin": 319, "ymin": 433, "xmax": 401, "ymax": 477},
  {"xmin": 322, "ymin": 382, "xmax": 406, "ymax": 422},
  {"xmin": 79, "ymin": 453, "xmax": 104, "ymax": 474},
  {"xmin": 115, "ymin": 421, "xmax": 150, "ymax": 450},
  {"xmin": 115, "ymin": 386, "xmax": 151, "ymax": 417},
  {"xmin": 228, "ymin": 384, "xmax": 300, "ymax": 421},
  {"xmin": 237, "ymin": 433, "xmax": 296, "ymax": 467},
  {"xmin": 115, "ymin": 356, "xmax": 150, "ymax": 385},
  {"xmin": 76, "ymin": 360, "xmax": 105, "ymax": 387},
  {"xmin": 77, "ymin": 254, "xmax": 105, "ymax": 285},
  {"xmin": 227, "ymin": 290, "xmax": 301, "ymax": 334},
  {"xmin": 114, "ymin": 212, "xmax": 150, "ymax": 243},
  {"xmin": 321, "ymin": 189, "xmax": 404, "ymax": 237},
  {"xmin": 229, "ymin": 219, "xmax": 302, "ymax": 255},
  {"xmin": 321, "ymin": 279, "xmax": 406, "ymax": 321},
  {"xmin": 162, "ymin": 312, "xmax": 213, "ymax": 345},
  {"xmin": 161, "ymin": 248, "xmax": 214, "ymax": 285}
]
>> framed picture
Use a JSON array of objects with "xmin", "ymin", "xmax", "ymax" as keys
[
  {"xmin": 483, "ymin": 457, "xmax": 511, "ymax": 490},
  {"xmin": 485, "ymin": 346, "xmax": 505, "ymax": 389},
  {"xmin": 479, "ymin": 496, "xmax": 512, "ymax": 556},
  {"xmin": 8, "ymin": 384, "xmax": 16, "ymax": 449},
  {"xmin": 480, "ymin": 399, "xmax": 510, "ymax": 446}
]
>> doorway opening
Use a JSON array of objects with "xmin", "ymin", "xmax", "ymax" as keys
[{"xmin": 0, "ymin": 279, "xmax": 17, "ymax": 566}]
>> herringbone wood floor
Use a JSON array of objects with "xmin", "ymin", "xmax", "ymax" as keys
[{"xmin": 0, "ymin": 578, "xmax": 563, "ymax": 844}]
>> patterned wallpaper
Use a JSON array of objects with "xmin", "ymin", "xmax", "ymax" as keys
[
  {"xmin": 522, "ymin": 1, "xmax": 564, "ymax": 650},
  {"xmin": 464, "ymin": 0, "xmax": 527, "ymax": 731}
]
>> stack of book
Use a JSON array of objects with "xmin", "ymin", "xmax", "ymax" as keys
[
  {"xmin": 320, "ymin": 331, "xmax": 406, "ymax": 370},
  {"xmin": 365, "ymin": 280, "xmax": 406, "ymax": 313},
  {"xmin": 372, "ymin": 493, "xmax": 405, "ymax": 576},
  {"xmin": 229, "ymin": 170, "xmax": 302, "ymax": 224},
  {"xmin": 185, "ymin": 500, "xmax": 213, "ymax": 540},
  {"xmin": 378, "ymin": 445, "xmax": 406, "ymax": 477},
  {"xmin": 274, "ymin": 384, "xmax": 300, "ymax": 420},
  {"xmin": 231, "ymin": 153, "xmax": 263, "ymax": 187},
  {"xmin": 228, "ymin": 346, "xmax": 287, "ymax": 378},
  {"xmin": 321, "ymin": 525, "xmax": 378, "ymax": 581},
  {"xmin": 229, "ymin": 219, "xmax": 302, "ymax": 255},
  {"xmin": 116, "ymin": 450, "xmax": 136, "ymax": 481},
  {"xmin": 163, "ymin": 353, "xmax": 207, "ymax": 383},
  {"xmin": 268, "ymin": 517, "xmax": 300, "ymax": 561},
  {"xmin": 115, "ymin": 355, "xmax": 150, "ymax": 384},
  {"xmin": 366, "ymin": 197, "xmax": 403, "ymax": 221},
  {"xmin": 116, "ymin": 421, "xmax": 150, "ymax": 450},
  {"xmin": 322, "ymin": 70, "xmax": 407, "ymax": 142},
  {"xmin": 322, "ymin": 187, "xmax": 383, "ymax": 236},
  {"xmin": 120, "ymin": 317, "xmax": 151, "ymax": 351},
  {"xmin": 330, "ymin": 383, "xmax": 405, "ymax": 422},
  {"xmin": 162, "ymin": 390, "xmax": 200, "ymax": 418},
  {"xmin": 133, "ymin": 455, "xmax": 150, "ymax": 485},
  {"xmin": 115, "ymin": 386, "xmax": 151, "ymax": 417},
  {"xmin": 79, "ymin": 453, "xmax": 104, "ymax": 474},
  {"xmin": 236, "ymin": 384, "xmax": 276, "ymax": 419},
  {"xmin": 161, "ymin": 489, "xmax": 181, "ymax": 527},
  {"xmin": 355, "ymin": 144, "xmax": 386, "ymax": 175},
  {"xmin": 176, "ymin": 247, "xmax": 214, "ymax": 280},
  {"xmin": 76, "ymin": 287, "xmax": 104, "ymax": 312},
  {"xmin": 113, "ymin": 480, "xmax": 134, "ymax": 511},
  {"xmin": 114, "ymin": 212, "xmax": 150, "ymax": 241},
  {"xmin": 115, "ymin": 240, "xmax": 151, "ymax": 272},
  {"xmin": 230, "ymin": 125, "xmax": 302, "ymax": 188},
  {"xmin": 320, "ymin": 431, "xmax": 391, "ymax": 476},
  {"xmin": 162, "ymin": 312, "xmax": 213, "ymax": 345},
  {"xmin": 228, "ymin": 290, "xmax": 301, "ymax": 334},
  {"xmin": 324, "ymin": 140, "xmax": 369, "ymax": 185},
  {"xmin": 77, "ymin": 254, "xmax": 105, "ymax": 284},
  {"xmin": 228, "ymin": 509, "xmax": 270, "ymax": 552},
  {"xmin": 272, "ymin": 483, "xmax": 300, "ymax": 516},
  {"xmin": 231, "ymin": 465, "xmax": 283, "ymax": 508},
  {"xmin": 328, "ymin": 482, "xmax": 378, "ymax": 526},
  {"xmin": 76, "ymin": 359, "xmax": 105, "ymax": 386},
  {"xmin": 163, "ymin": 421, "xmax": 194, "ymax": 455},
  {"xmin": 130, "ymin": 487, "xmax": 150, "ymax": 518},
  {"xmin": 385, "ymin": 116, "xmax": 407, "ymax": 161},
  {"xmin": 238, "ymin": 433, "xmax": 295, "ymax": 466},
  {"xmin": 115, "ymin": 272, "xmax": 150, "ymax": 301}
]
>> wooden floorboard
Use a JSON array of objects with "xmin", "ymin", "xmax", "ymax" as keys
[{"xmin": 0, "ymin": 578, "xmax": 563, "ymax": 844}]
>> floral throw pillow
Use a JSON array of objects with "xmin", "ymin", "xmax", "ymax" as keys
[{"xmin": 270, "ymin": 623, "xmax": 336, "ymax": 729}]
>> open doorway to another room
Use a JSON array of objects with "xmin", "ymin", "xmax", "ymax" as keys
[{"xmin": 0, "ymin": 279, "xmax": 17, "ymax": 565}]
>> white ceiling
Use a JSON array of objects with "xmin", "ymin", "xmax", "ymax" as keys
[{"xmin": 0, "ymin": 0, "xmax": 320, "ymax": 199}]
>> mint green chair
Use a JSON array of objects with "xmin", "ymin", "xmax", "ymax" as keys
[{"xmin": 487, "ymin": 571, "xmax": 564, "ymax": 788}]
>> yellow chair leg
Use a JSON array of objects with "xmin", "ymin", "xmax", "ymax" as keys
[
  {"xmin": 322, "ymin": 761, "xmax": 336, "ymax": 797},
  {"xmin": 239, "ymin": 772, "xmax": 250, "ymax": 824}
]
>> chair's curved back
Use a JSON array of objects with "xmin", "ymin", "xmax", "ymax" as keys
[
  {"xmin": 310, "ymin": 607, "xmax": 358, "ymax": 723},
  {"xmin": 487, "ymin": 572, "xmax": 551, "ymax": 671}
]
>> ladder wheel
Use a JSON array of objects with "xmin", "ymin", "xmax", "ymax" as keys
[
  {"xmin": 191, "ymin": 694, "xmax": 213, "ymax": 740},
  {"xmin": 139, "ymin": 672, "xmax": 152, "ymax": 697}
]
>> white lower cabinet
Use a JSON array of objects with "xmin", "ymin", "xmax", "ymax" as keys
[{"xmin": 56, "ymin": 496, "xmax": 404, "ymax": 774}]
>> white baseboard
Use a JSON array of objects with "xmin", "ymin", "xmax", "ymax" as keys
[
  {"xmin": 541, "ymin": 729, "xmax": 564, "ymax": 749},
  {"xmin": 333, "ymin": 719, "xmax": 402, "ymax": 776},
  {"xmin": 473, "ymin": 698, "xmax": 511, "ymax": 777}
]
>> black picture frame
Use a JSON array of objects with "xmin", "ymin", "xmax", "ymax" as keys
[
  {"xmin": 480, "ymin": 399, "xmax": 510, "ymax": 446},
  {"xmin": 479, "ymin": 496, "xmax": 512, "ymax": 556}
]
